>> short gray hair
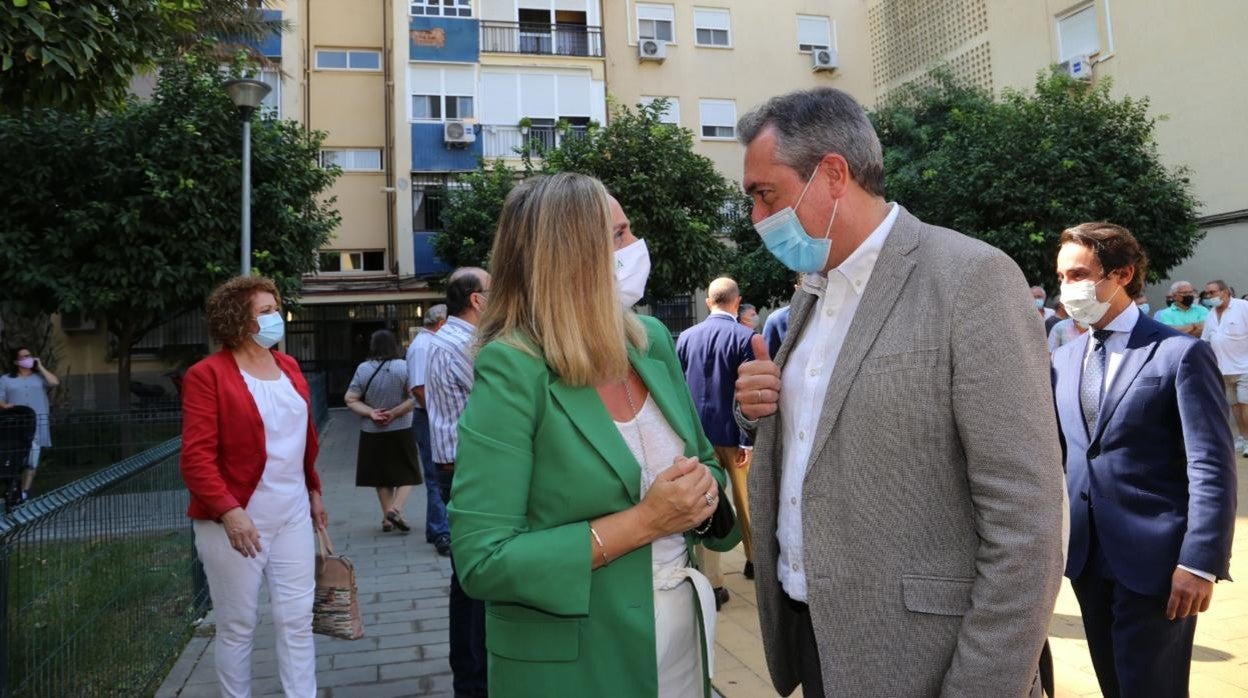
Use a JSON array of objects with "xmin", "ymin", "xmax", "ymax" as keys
[
  {"xmin": 424, "ymin": 303, "xmax": 448, "ymax": 326},
  {"xmin": 1169, "ymin": 280, "xmax": 1193, "ymax": 294},
  {"xmin": 738, "ymin": 88, "xmax": 885, "ymax": 197}
]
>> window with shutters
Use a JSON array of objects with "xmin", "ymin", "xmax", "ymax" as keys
[{"xmin": 694, "ymin": 8, "xmax": 731, "ymax": 48}]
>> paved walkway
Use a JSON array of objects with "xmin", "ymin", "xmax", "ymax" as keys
[
  {"xmin": 156, "ymin": 410, "xmax": 456, "ymax": 697},
  {"xmin": 158, "ymin": 409, "xmax": 1247, "ymax": 697},
  {"xmin": 713, "ymin": 453, "xmax": 1248, "ymax": 698}
]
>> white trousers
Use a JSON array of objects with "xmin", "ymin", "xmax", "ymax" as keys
[
  {"xmin": 194, "ymin": 510, "xmax": 316, "ymax": 698},
  {"xmin": 654, "ymin": 580, "xmax": 706, "ymax": 698}
]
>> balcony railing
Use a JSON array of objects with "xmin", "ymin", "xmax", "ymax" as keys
[
  {"xmin": 482, "ymin": 124, "xmax": 590, "ymax": 158},
  {"xmin": 480, "ymin": 21, "xmax": 603, "ymax": 57}
]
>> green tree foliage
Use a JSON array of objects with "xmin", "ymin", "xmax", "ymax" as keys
[
  {"xmin": 433, "ymin": 160, "xmax": 519, "ymax": 270},
  {"xmin": 435, "ymin": 100, "xmax": 737, "ymax": 303},
  {"xmin": 871, "ymin": 71, "xmax": 1201, "ymax": 289},
  {"xmin": 0, "ymin": 54, "xmax": 339, "ymax": 406},
  {"xmin": 0, "ymin": 0, "xmax": 285, "ymax": 113}
]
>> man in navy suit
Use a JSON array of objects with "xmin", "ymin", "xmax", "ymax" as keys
[
  {"xmin": 1052, "ymin": 222, "xmax": 1237, "ymax": 698},
  {"xmin": 677, "ymin": 276, "xmax": 763, "ymax": 604}
]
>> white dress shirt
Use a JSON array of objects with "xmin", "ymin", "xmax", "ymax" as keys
[
  {"xmin": 406, "ymin": 329, "xmax": 434, "ymax": 392},
  {"xmin": 1082, "ymin": 302, "xmax": 1214, "ymax": 582},
  {"xmin": 776, "ymin": 203, "xmax": 899, "ymax": 602},
  {"xmin": 1202, "ymin": 297, "xmax": 1248, "ymax": 376}
]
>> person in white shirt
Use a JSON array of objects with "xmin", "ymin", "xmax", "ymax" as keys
[
  {"xmin": 1032, "ymin": 285, "xmax": 1056, "ymax": 321},
  {"xmin": 1202, "ymin": 279, "xmax": 1248, "ymax": 456},
  {"xmin": 406, "ymin": 304, "xmax": 452, "ymax": 555},
  {"xmin": 732, "ymin": 87, "xmax": 1063, "ymax": 698}
]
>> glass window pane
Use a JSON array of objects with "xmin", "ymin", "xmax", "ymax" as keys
[
  {"xmin": 316, "ymin": 50, "xmax": 347, "ymax": 69},
  {"xmin": 352, "ymin": 150, "xmax": 382, "ymax": 171},
  {"xmin": 413, "ymin": 95, "xmax": 438, "ymax": 119},
  {"xmin": 349, "ymin": 51, "xmax": 381, "ymax": 70},
  {"xmin": 345, "ymin": 253, "xmax": 362, "ymax": 271},
  {"xmin": 457, "ymin": 96, "xmax": 473, "ymax": 118},
  {"xmin": 320, "ymin": 150, "xmax": 345, "ymax": 167},
  {"xmin": 318, "ymin": 252, "xmax": 341, "ymax": 272},
  {"xmin": 696, "ymin": 28, "xmax": 712, "ymax": 44},
  {"xmin": 362, "ymin": 251, "xmax": 386, "ymax": 271},
  {"xmin": 639, "ymin": 19, "xmax": 655, "ymax": 40},
  {"xmin": 657, "ymin": 21, "xmax": 673, "ymax": 42},
  {"xmin": 1058, "ymin": 5, "xmax": 1099, "ymax": 60}
]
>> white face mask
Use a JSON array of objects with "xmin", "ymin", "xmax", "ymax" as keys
[
  {"xmin": 1060, "ymin": 277, "xmax": 1121, "ymax": 326},
  {"xmin": 614, "ymin": 238, "xmax": 651, "ymax": 307}
]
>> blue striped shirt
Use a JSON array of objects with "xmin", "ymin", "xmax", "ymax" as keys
[{"xmin": 425, "ymin": 315, "xmax": 476, "ymax": 463}]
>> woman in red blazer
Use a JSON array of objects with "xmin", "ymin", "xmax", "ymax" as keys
[{"xmin": 180, "ymin": 276, "xmax": 327, "ymax": 697}]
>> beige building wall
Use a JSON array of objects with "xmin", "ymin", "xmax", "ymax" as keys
[
  {"xmin": 866, "ymin": 0, "xmax": 1248, "ymax": 301},
  {"xmin": 604, "ymin": 0, "xmax": 875, "ymax": 186}
]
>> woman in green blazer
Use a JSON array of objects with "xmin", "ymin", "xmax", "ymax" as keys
[{"xmin": 449, "ymin": 173, "xmax": 739, "ymax": 698}]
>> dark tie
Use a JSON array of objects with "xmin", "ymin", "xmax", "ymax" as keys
[{"xmin": 1080, "ymin": 329, "xmax": 1114, "ymax": 432}]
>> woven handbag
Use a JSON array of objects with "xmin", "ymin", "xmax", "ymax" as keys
[{"xmin": 312, "ymin": 529, "xmax": 365, "ymax": 640}]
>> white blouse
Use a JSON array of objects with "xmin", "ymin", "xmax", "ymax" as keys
[
  {"xmin": 240, "ymin": 370, "xmax": 309, "ymax": 525},
  {"xmin": 613, "ymin": 395, "xmax": 691, "ymax": 579}
]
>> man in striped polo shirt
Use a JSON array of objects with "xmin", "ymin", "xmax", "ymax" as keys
[{"xmin": 426, "ymin": 266, "xmax": 489, "ymax": 698}]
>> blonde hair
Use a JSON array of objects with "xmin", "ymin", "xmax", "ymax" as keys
[{"xmin": 476, "ymin": 173, "xmax": 647, "ymax": 386}]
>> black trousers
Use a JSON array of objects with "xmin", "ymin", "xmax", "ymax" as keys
[
  {"xmin": 785, "ymin": 596, "xmax": 826, "ymax": 698},
  {"xmin": 439, "ymin": 467, "xmax": 488, "ymax": 698},
  {"xmin": 1071, "ymin": 521, "xmax": 1197, "ymax": 698}
]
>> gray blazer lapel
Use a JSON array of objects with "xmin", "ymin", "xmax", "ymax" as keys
[{"xmin": 803, "ymin": 212, "xmax": 920, "ymax": 475}]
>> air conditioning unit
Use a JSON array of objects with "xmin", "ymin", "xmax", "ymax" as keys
[
  {"xmin": 812, "ymin": 48, "xmax": 838, "ymax": 72},
  {"xmin": 639, "ymin": 38, "xmax": 667, "ymax": 62},
  {"xmin": 1060, "ymin": 55, "xmax": 1094, "ymax": 80},
  {"xmin": 443, "ymin": 120, "xmax": 476, "ymax": 144}
]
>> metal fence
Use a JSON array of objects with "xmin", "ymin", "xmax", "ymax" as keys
[
  {"xmin": 0, "ymin": 438, "xmax": 208, "ymax": 697},
  {"xmin": 22, "ymin": 410, "xmax": 185, "ymax": 495}
]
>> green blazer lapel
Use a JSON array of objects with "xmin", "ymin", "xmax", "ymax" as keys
[
  {"xmin": 548, "ymin": 379, "xmax": 642, "ymax": 504},
  {"xmin": 628, "ymin": 348, "xmax": 698, "ymax": 459}
]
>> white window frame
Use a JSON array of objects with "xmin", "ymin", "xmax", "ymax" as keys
[
  {"xmin": 796, "ymin": 15, "xmax": 833, "ymax": 53},
  {"xmin": 319, "ymin": 148, "xmax": 384, "ymax": 172},
  {"xmin": 318, "ymin": 250, "xmax": 387, "ymax": 274},
  {"xmin": 693, "ymin": 7, "xmax": 731, "ymax": 48},
  {"xmin": 698, "ymin": 99, "xmax": 736, "ymax": 141},
  {"xmin": 640, "ymin": 96, "xmax": 680, "ymax": 125},
  {"xmin": 409, "ymin": 65, "xmax": 477, "ymax": 123},
  {"xmin": 258, "ymin": 68, "xmax": 281, "ymax": 118},
  {"xmin": 1056, "ymin": 4, "xmax": 1100, "ymax": 61},
  {"xmin": 636, "ymin": 3, "xmax": 676, "ymax": 44},
  {"xmin": 315, "ymin": 49, "xmax": 383, "ymax": 72},
  {"xmin": 409, "ymin": 0, "xmax": 471, "ymax": 18}
]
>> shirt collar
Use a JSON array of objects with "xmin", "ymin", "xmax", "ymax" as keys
[
  {"xmin": 1102, "ymin": 300, "xmax": 1140, "ymax": 335},
  {"xmin": 801, "ymin": 203, "xmax": 899, "ymax": 298},
  {"xmin": 709, "ymin": 309, "xmax": 737, "ymax": 320},
  {"xmin": 445, "ymin": 315, "xmax": 476, "ymax": 332}
]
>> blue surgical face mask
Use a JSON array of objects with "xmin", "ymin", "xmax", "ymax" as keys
[
  {"xmin": 1034, "ymin": 298, "xmax": 1046, "ymax": 310},
  {"xmin": 1138, "ymin": 303, "xmax": 1150, "ymax": 316},
  {"xmin": 753, "ymin": 166, "xmax": 837, "ymax": 273},
  {"xmin": 1202, "ymin": 296, "xmax": 1223, "ymax": 309},
  {"xmin": 252, "ymin": 312, "xmax": 284, "ymax": 349}
]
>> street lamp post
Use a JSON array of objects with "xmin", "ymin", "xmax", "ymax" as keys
[{"xmin": 224, "ymin": 78, "xmax": 272, "ymax": 276}]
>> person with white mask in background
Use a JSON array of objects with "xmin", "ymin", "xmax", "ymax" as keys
[
  {"xmin": 1202, "ymin": 279, "xmax": 1248, "ymax": 457},
  {"xmin": 1051, "ymin": 223, "xmax": 1235, "ymax": 698}
]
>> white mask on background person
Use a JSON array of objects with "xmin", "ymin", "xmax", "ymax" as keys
[
  {"xmin": 1138, "ymin": 303, "xmax": 1150, "ymax": 316},
  {"xmin": 1060, "ymin": 277, "xmax": 1120, "ymax": 327},
  {"xmin": 1034, "ymin": 298, "xmax": 1045, "ymax": 310},
  {"xmin": 614, "ymin": 238, "xmax": 651, "ymax": 307}
]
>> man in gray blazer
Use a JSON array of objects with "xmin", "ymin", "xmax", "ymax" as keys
[{"xmin": 733, "ymin": 88, "xmax": 1066, "ymax": 697}]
